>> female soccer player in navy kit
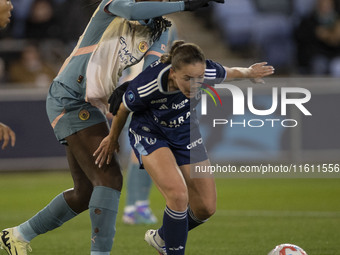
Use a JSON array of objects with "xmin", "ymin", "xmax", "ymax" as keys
[
  {"xmin": 94, "ymin": 41, "xmax": 274, "ymax": 255},
  {"xmin": 0, "ymin": 0, "xmax": 224, "ymax": 254}
]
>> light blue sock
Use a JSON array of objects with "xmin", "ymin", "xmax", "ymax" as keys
[
  {"xmin": 18, "ymin": 193, "xmax": 77, "ymax": 242},
  {"xmin": 90, "ymin": 186, "xmax": 120, "ymax": 255},
  {"xmin": 126, "ymin": 163, "xmax": 152, "ymax": 206},
  {"xmin": 136, "ymin": 168, "xmax": 152, "ymax": 202},
  {"xmin": 126, "ymin": 163, "xmax": 140, "ymax": 206}
]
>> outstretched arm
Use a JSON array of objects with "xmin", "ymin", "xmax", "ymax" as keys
[
  {"xmin": 224, "ymin": 62, "xmax": 275, "ymax": 84},
  {"xmin": 93, "ymin": 103, "xmax": 130, "ymax": 168},
  {"xmin": 106, "ymin": 0, "xmax": 224, "ymax": 20},
  {"xmin": 106, "ymin": 0, "xmax": 184, "ymax": 20}
]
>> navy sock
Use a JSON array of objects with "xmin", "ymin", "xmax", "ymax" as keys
[
  {"xmin": 158, "ymin": 225, "xmax": 164, "ymax": 239},
  {"xmin": 158, "ymin": 206, "xmax": 207, "ymax": 240},
  {"xmin": 187, "ymin": 206, "xmax": 207, "ymax": 231},
  {"xmin": 162, "ymin": 206, "xmax": 188, "ymax": 255}
]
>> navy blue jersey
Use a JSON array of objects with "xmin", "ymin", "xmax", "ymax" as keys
[{"xmin": 123, "ymin": 59, "xmax": 226, "ymax": 144}]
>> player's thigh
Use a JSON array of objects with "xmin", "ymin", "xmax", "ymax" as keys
[
  {"xmin": 141, "ymin": 147, "xmax": 187, "ymax": 204},
  {"xmin": 65, "ymin": 145, "xmax": 93, "ymax": 192},
  {"xmin": 180, "ymin": 160, "xmax": 217, "ymax": 214},
  {"xmin": 64, "ymin": 145, "xmax": 93, "ymax": 212},
  {"xmin": 66, "ymin": 122, "xmax": 122, "ymax": 190}
]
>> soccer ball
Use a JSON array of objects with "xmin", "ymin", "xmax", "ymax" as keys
[{"xmin": 268, "ymin": 244, "xmax": 308, "ymax": 255}]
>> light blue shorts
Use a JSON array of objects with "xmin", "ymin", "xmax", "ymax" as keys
[{"xmin": 46, "ymin": 81, "xmax": 107, "ymax": 144}]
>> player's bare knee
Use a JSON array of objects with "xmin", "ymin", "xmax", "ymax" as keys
[
  {"xmin": 74, "ymin": 187, "xmax": 92, "ymax": 201},
  {"xmin": 166, "ymin": 187, "xmax": 188, "ymax": 211},
  {"xmin": 202, "ymin": 206, "xmax": 216, "ymax": 219},
  {"xmin": 92, "ymin": 176, "xmax": 123, "ymax": 191},
  {"xmin": 64, "ymin": 187, "xmax": 92, "ymax": 212},
  {"xmin": 91, "ymin": 164, "xmax": 123, "ymax": 191},
  {"xmin": 194, "ymin": 203, "xmax": 216, "ymax": 220}
]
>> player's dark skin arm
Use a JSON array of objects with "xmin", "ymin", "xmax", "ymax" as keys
[{"xmin": 93, "ymin": 103, "xmax": 130, "ymax": 168}]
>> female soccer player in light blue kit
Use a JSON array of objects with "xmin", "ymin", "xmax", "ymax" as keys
[
  {"xmin": 94, "ymin": 41, "xmax": 274, "ymax": 254},
  {"xmin": 0, "ymin": 1, "xmax": 224, "ymax": 254}
]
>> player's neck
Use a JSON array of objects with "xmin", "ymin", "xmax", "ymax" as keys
[{"xmin": 167, "ymin": 74, "xmax": 178, "ymax": 92}]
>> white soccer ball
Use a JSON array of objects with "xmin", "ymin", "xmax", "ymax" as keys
[{"xmin": 268, "ymin": 244, "xmax": 308, "ymax": 255}]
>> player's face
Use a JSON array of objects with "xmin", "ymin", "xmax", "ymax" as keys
[
  {"xmin": 0, "ymin": 0, "xmax": 13, "ymax": 29},
  {"xmin": 172, "ymin": 62, "xmax": 206, "ymax": 98}
]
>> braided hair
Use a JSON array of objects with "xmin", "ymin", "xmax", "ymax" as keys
[
  {"xmin": 149, "ymin": 16, "xmax": 172, "ymax": 42},
  {"xmin": 87, "ymin": 2, "xmax": 172, "ymax": 42}
]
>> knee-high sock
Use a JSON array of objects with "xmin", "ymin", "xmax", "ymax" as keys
[
  {"xmin": 187, "ymin": 206, "xmax": 207, "ymax": 231},
  {"xmin": 158, "ymin": 206, "xmax": 207, "ymax": 240},
  {"xmin": 89, "ymin": 186, "xmax": 120, "ymax": 255},
  {"xmin": 125, "ymin": 163, "xmax": 152, "ymax": 207},
  {"xmin": 18, "ymin": 193, "xmax": 77, "ymax": 242},
  {"xmin": 162, "ymin": 206, "xmax": 188, "ymax": 255}
]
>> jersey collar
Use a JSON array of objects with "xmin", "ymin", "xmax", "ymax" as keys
[{"xmin": 157, "ymin": 64, "xmax": 181, "ymax": 95}]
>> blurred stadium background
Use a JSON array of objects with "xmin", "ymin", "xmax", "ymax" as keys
[
  {"xmin": 1, "ymin": 0, "xmax": 340, "ymax": 170},
  {"xmin": 0, "ymin": 0, "xmax": 340, "ymax": 254}
]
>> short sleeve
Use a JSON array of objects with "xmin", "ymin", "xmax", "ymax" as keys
[
  {"xmin": 122, "ymin": 83, "xmax": 148, "ymax": 112},
  {"xmin": 204, "ymin": 60, "xmax": 227, "ymax": 85}
]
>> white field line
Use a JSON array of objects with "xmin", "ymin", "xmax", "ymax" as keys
[{"xmin": 153, "ymin": 209, "xmax": 340, "ymax": 218}]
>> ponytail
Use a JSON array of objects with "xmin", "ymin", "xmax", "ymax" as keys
[
  {"xmin": 160, "ymin": 40, "xmax": 186, "ymax": 64},
  {"xmin": 161, "ymin": 40, "xmax": 205, "ymax": 70}
]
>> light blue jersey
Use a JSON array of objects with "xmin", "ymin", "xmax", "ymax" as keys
[
  {"xmin": 55, "ymin": 0, "xmax": 184, "ymax": 113},
  {"xmin": 46, "ymin": 0, "xmax": 185, "ymax": 143}
]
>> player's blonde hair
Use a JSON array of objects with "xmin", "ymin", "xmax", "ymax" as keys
[{"xmin": 161, "ymin": 40, "xmax": 206, "ymax": 70}]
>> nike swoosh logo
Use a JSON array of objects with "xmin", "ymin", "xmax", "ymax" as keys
[{"xmin": 1, "ymin": 230, "xmax": 15, "ymax": 255}]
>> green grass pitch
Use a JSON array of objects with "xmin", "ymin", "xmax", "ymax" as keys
[{"xmin": 0, "ymin": 171, "xmax": 339, "ymax": 255}]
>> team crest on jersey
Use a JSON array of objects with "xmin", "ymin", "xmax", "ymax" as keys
[
  {"xmin": 127, "ymin": 91, "xmax": 135, "ymax": 103},
  {"xmin": 138, "ymin": 41, "xmax": 148, "ymax": 53},
  {"xmin": 145, "ymin": 137, "xmax": 157, "ymax": 145},
  {"xmin": 78, "ymin": 109, "xmax": 90, "ymax": 121}
]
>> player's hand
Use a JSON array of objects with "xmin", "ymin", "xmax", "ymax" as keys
[
  {"xmin": 248, "ymin": 62, "xmax": 275, "ymax": 84},
  {"xmin": 93, "ymin": 135, "xmax": 120, "ymax": 168},
  {"xmin": 0, "ymin": 122, "xmax": 16, "ymax": 150},
  {"xmin": 184, "ymin": 0, "xmax": 225, "ymax": 11},
  {"xmin": 108, "ymin": 81, "xmax": 129, "ymax": 115}
]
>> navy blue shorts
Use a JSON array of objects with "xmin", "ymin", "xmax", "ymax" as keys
[{"xmin": 128, "ymin": 126, "xmax": 208, "ymax": 169}]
